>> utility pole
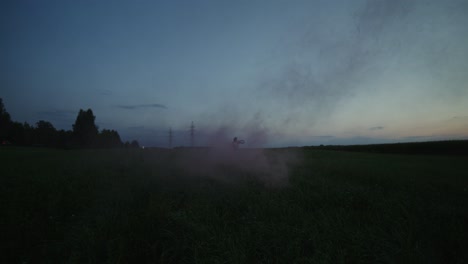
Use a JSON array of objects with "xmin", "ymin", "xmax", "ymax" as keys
[
  {"xmin": 168, "ymin": 127, "xmax": 173, "ymax": 148},
  {"xmin": 190, "ymin": 121, "xmax": 195, "ymax": 147}
]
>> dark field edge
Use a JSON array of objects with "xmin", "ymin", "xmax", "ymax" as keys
[{"xmin": 302, "ymin": 140, "xmax": 468, "ymax": 156}]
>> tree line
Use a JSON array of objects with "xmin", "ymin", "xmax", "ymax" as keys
[{"xmin": 0, "ymin": 98, "xmax": 139, "ymax": 149}]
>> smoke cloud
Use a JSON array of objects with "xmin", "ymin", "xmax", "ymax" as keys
[
  {"xmin": 174, "ymin": 147, "xmax": 300, "ymax": 188},
  {"xmin": 255, "ymin": 0, "xmax": 417, "ymax": 128},
  {"xmin": 161, "ymin": 114, "xmax": 300, "ymax": 187}
]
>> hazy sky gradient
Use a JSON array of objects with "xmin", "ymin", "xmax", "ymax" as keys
[{"xmin": 2, "ymin": 0, "xmax": 468, "ymax": 147}]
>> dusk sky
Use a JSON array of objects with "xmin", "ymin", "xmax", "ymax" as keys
[{"xmin": 2, "ymin": 0, "xmax": 468, "ymax": 147}]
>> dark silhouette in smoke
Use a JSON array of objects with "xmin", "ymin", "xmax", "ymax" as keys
[{"xmin": 231, "ymin": 137, "xmax": 245, "ymax": 150}]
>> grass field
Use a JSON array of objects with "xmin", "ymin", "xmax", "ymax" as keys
[{"xmin": 1, "ymin": 147, "xmax": 468, "ymax": 263}]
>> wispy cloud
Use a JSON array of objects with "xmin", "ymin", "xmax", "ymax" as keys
[
  {"xmin": 36, "ymin": 109, "xmax": 76, "ymax": 118},
  {"xmin": 99, "ymin": 89, "xmax": 113, "ymax": 96},
  {"xmin": 369, "ymin": 126, "xmax": 384, "ymax": 131},
  {"xmin": 452, "ymin": 116, "xmax": 468, "ymax": 120},
  {"xmin": 34, "ymin": 109, "xmax": 76, "ymax": 129},
  {"xmin": 115, "ymin": 104, "xmax": 167, "ymax": 110},
  {"xmin": 310, "ymin": 135, "xmax": 335, "ymax": 139},
  {"xmin": 127, "ymin": 126, "xmax": 146, "ymax": 130}
]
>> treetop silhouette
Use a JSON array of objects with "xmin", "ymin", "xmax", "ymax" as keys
[
  {"xmin": 0, "ymin": 98, "xmax": 139, "ymax": 149},
  {"xmin": 73, "ymin": 109, "xmax": 99, "ymax": 147}
]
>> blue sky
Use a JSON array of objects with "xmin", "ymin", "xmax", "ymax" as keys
[{"xmin": 2, "ymin": 0, "xmax": 468, "ymax": 147}]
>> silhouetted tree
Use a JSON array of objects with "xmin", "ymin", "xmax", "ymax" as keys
[
  {"xmin": 56, "ymin": 129, "xmax": 73, "ymax": 149},
  {"xmin": 72, "ymin": 109, "xmax": 99, "ymax": 147},
  {"xmin": 131, "ymin": 140, "xmax": 140, "ymax": 148},
  {"xmin": 7, "ymin": 122, "xmax": 33, "ymax": 146},
  {"xmin": 0, "ymin": 98, "xmax": 12, "ymax": 142},
  {"xmin": 1, "ymin": 98, "xmax": 132, "ymax": 149},
  {"xmin": 22, "ymin": 122, "xmax": 35, "ymax": 146},
  {"xmin": 36, "ymin": 120, "xmax": 55, "ymax": 130},
  {"xmin": 8, "ymin": 122, "xmax": 23, "ymax": 145},
  {"xmin": 99, "ymin": 129, "xmax": 123, "ymax": 148},
  {"xmin": 35, "ymin": 120, "xmax": 57, "ymax": 146},
  {"xmin": 123, "ymin": 140, "xmax": 140, "ymax": 148}
]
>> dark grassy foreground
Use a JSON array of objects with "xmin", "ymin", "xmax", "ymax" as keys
[{"xmin": 1, "ymin": 147, "xmax": 467, "ymax": 263}]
